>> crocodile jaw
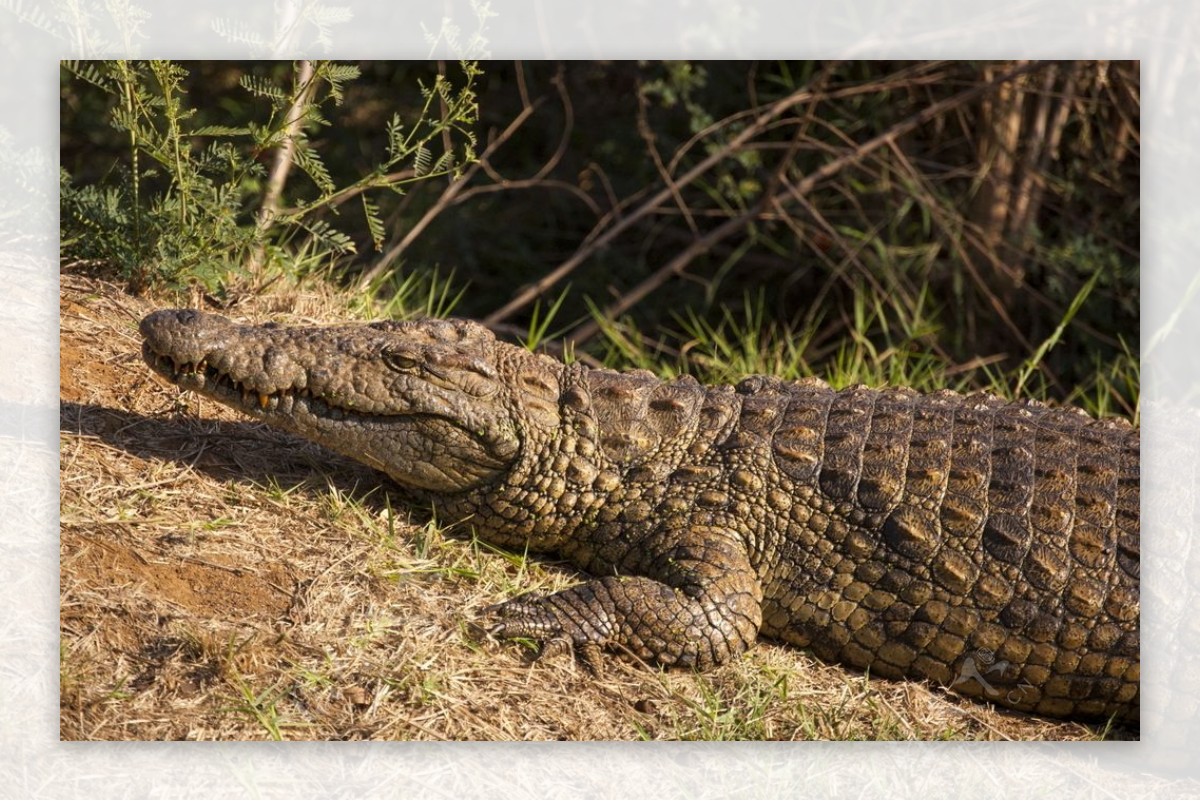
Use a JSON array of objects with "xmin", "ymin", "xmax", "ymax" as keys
[{"xmin": 140, "ymin": 309, "xmax": 522, "ymax": 494}]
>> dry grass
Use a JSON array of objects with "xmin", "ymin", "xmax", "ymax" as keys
[{"xmin": 59, "ymin": 273, "xmax": 1123, "ymax": 741}]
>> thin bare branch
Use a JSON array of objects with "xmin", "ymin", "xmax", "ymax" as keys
[
  {"xmin": 636, "ymin": 89, "xmax": 699, "ymax": 237},
  {"xmin": 514, "ymin": 60, "xmax": 531, "ymax": 110},
  {"xmin": 567, "ymin": 195, "xmax": 771, "ymax": 346},
  {"xmin": 485, "ymin": 61, "xmax": 1038, "ymax": 328},
  {"xmin": 566, "ymin": 61, "xmax": 1047, "ymax": 346},
  {"xmin": 452, "ymin": 178, "xmax": 603, "ymax": 217},
  {"xmin": 569, "ymin": 122, "xmax": 810, "ymax": 345},
  {"xmin": 1007, "ymin": 62, "xmax": 1059, "ymax": 245},
  {"xmin": 584, "ymin": 161, "xmax": 620, "ymax": 217},
  {"xmin": 483, "ymin": 81, "xmax": 828, "ymax": 326},
  {"xmin": 664, "ymin": 61, "xmax": 950, "ymax": 175},
  {"xmin": 273, "ymin": 168, "xmax": 418, "ymax": 216},
  {"xmin": 531, "ymin": 67, "xmax": 572, "ymax": 182},
  {"xmin": 883, "ymin": 137, "xmax": 1037, "ymax": 358},
  {"xmin": 246, "ymin": 59, "xmax": 316, "ymax": 276}
]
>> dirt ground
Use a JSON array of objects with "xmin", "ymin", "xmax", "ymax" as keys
[{"xmin": 58, "ymin": 271, "xmax": 1123, "ymax": 741}]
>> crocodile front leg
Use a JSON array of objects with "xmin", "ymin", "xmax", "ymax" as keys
[{"xmin": 485, "ymin": 526, "xmax": 763, "ymax": 670}]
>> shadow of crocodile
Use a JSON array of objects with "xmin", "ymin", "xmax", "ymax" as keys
[{"xmin": 60, "ymin": 400, "xmax": 424, "ymax": 525}]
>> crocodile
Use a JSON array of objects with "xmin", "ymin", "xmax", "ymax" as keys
[{"xmin": 139, "ymin": 309, "xmax": 1140, "ymax": 723}]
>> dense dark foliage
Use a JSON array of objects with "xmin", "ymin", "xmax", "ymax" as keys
[{"xmin": 60, "ymin": 60, "xmax": 1139, "ymax": 411}]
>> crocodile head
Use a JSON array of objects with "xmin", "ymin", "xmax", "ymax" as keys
[{"xmin": 139, "ymin": 309, "xmax": 547, "ymax": 494}]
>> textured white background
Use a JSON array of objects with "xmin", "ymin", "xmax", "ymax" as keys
[{"xmin": 3, "ymin": 0, "xmax": 1198, "ymax": 796}]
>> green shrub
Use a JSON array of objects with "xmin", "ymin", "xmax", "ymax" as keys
[{"xmin": 60, "ymin": 59, "xmax": 480, "ymax": 295}]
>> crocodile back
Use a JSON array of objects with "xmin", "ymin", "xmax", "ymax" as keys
[{"xmin": 754, "ymin": 381, "xmax": 1138, "ymax": 720}]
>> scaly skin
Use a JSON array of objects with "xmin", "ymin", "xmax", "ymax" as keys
[{"xmin": 140, "ymin": 309, "xmax": 1140, "ymax": 722}]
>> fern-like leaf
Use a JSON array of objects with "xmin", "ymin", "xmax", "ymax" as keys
[
  {"xmin": 321, "ymin": 63, "xmax": 362, "ymax": 83},
  {"xmin": 431, "ymin": 150, "xmax": 456, "ymax": 175},
  {"xmin": 412, "ymin": 146, "xmax": 432, "ymax": 177},
  {"xmin": 211, "ymin": 18, "xmax": 267, "ymax": 48},
  {"xmin": 298, "ymin": 218, "xmax": 356, "ymax": 255},
  {"xmin": 62, "ymin": 60, "xmax": 116, "ymax": 92},
  {"xmin": 293, "ymin": 143, "xmax": 334, "ymax": 194},
  {"xmin": 190, "ymin": 125, "xmax": 252, "ymax": 137},
  {"xmin": 386, "ymin": 113, "xmax": 407, "ymax": 163},
  {"xmin": 362, "ymin": 195, "xmax": 385, "ymax": 252},
  {"xmin": 239, "ymin": 74, "xmax": 287, "ymax": 101}
]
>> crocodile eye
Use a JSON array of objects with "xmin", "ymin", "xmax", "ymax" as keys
[{"xmin": 382, "ymin": 350, "xmax": 419, "ymax": 372}]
